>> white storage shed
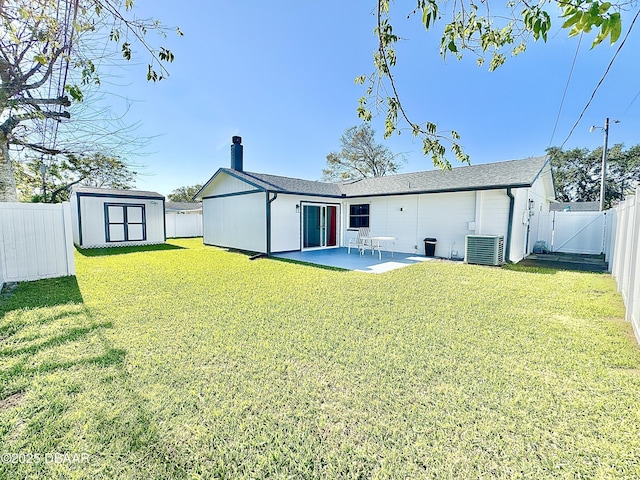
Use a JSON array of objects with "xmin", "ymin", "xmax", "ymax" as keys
[{"xmin": 70, "ymin": 186, "xmax": 166, "ymax": 248}]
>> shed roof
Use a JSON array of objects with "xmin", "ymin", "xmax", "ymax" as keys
[
  {"xmin": 197, "ymin": 156, "xmax": 551, "ymax": 200},
  {"xmin": 72, "ymin": 186, "xmax": 164, "ymax": 199}
]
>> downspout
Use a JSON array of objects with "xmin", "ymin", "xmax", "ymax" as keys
[
  {"xmin": 266, "ymin": 191, "xmax": 278, "ymax": 255},
  {"xmin": 162, "ymin": 197, "xmax": 167, "ymax": 242},
  {"xmin": 506, "ymin": 188, "xmax": 515, "ymax": 262},
  {"xmin": 76, "ymin": 193, "xmax": 84, "ymax": 247}
]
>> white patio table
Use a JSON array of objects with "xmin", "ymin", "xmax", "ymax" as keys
[{"xmin": 360, "ymin": 236, "xmax": 396, "ymax": 260}]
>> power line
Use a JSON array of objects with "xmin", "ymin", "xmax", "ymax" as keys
[
  {"xmin": 41, "ymin": 0, "xmax": 78, "ymax": 159},
  {"xmin": 559, "ymin": 8, "xmax": 640, "ymax": 149},
  {"xmin": 620, "ymin": 88, "xmax": 640, "ymax": 117},
  {"xmin": 548, "ymin": 34, "xmax": 582, "ymax": 147}
]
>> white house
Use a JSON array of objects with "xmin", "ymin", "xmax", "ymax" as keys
[
  {"xmin": 70, "ymin": 186, "xmax": 166, "ymax": 248},
  {"xmin": 195, "ymin": 137, "xmax": 556, "ymax": 263}
]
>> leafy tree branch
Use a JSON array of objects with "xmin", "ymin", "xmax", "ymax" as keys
[
  {"xmin": 358, "ymin": 0, "xmax": 632, "ymax": 169},
  {"xmin": 0, "ymin": 0, "xmax": 181, "ymax": 201}
]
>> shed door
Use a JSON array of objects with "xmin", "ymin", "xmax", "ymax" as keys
[{"xmin": 106, "ymin": 204, "xmax": 147, "ymax": 242}]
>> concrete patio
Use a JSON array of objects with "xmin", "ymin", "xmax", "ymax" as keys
[{"xmin": 272, "ymin": 247, "xmax": 433, "ymax": 273}]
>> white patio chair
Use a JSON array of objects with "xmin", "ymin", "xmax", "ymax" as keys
[{"xmin": 348, "ymin": 227, "xmax": 370, "ymax": 255}]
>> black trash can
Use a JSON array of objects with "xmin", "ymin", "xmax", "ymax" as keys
[{"xmin": 424, "ymin": 238, "xmax": 437, "ymax": 257}]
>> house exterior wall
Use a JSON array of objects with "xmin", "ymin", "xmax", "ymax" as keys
[
  {"xmin": 203, "ymin": 192, "xmax": 266, "ymax": 252},
  {"xmin": 416, "ymin": 192, "xmax": 477, "ymax": 258},
  {"xmin": 343, "ymin": 191, "xmax": 477, "ymax": 258},
  {"xmin": 475, "ymin": 190, "xmax": 509, "ymax": 238},
  {"xmin": 199, "ymin": 162, "xmax": 555, "ymax": 262},
  {"xmin": 345, "ymin": 187, "xmax": 548, "ymax": 262},
  {"xmin": 270, "ymin": 195, "xmax": 301, "ymax": 252},
  {"xmin": 200, "ymin": 172, "xmax": 258, "ymax": 197},
  {"xmin": 73, "ymin": 193, "xmax": 165, "ymax": 248},
  {"xmin": 473, "ymin": 188, "xmax": 534, "ymax": 263},
  {"xmin": 510, "ymin": 188, "xmax": 530, "ymax": 263},
  {"xmin": 270, "ymin": 194, "xmax": 342, "ymax": 253}
]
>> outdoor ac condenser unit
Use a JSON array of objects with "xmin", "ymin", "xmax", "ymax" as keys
[{"xmin": 465, "ymin": 235, "xmax": 505, "ymax": 266}]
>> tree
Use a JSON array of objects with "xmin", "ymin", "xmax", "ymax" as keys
[
  {"xmin": 548, "ymin": 144, "xmax": 640, "ymax": 209},
  {"xmin": 168, "ymin": 184, "xmax": 203, "ymax": 202},
  {"xmin": 0, "ymin": 0, "xmax": 180, "ymax": 202},
  {"xmin": 15, "ymin": 153, "xmax": 136, "ymax": 203},
  {"xmin": 609, "ymin": 144, "xmax": 640, "ymax": 201},
  {"xmin": 358, "ymin": 0, "xmax": 630, "ymax": 169},
  {"xmin": 322, "ymin": 124, "xmax": 405, "ymax": 182}
]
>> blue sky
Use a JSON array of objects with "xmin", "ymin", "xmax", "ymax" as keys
[{"xmin": 99, "ymin": 1, "xmax": 640, "ymax": 197}]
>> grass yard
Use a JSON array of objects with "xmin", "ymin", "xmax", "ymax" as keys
[{"xmin": 1, "ymin": 238, "xmax": 640, "ymax": 479}]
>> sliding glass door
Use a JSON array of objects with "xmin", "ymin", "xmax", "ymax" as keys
[{"xmin": 302, "ymin": 204, "xmax": 338, "ymax": 249}]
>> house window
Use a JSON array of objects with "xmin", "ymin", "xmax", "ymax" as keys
[
  {"xmin": 105, "ymin": 203, "xmax": 146, "ymax": 242},
  {"xmin": 349, "ymin": 204, "xmax": 370, "ymax": 229}
]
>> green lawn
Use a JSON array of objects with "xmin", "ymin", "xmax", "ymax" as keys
[{"xmin": 1, "ymin": 238, "xmax": 640, "ymax": 479}]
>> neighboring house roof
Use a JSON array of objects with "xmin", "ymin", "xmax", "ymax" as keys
[
  {"xmin": 72, "ymin": 186, "xmax": 164, "ymax": 199},
  {"xmin": 197, "ymin": 156, "xmax": 552, "ymax": 200},
  {"xmin": 165, "ymin": 201, "xmax": 202, "ymax": 213},
  {"xmin": 550, "ymin": 201, "xmax": 600, "ymax": 212}
]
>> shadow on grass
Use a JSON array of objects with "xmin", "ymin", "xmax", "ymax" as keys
[
  {"xmin": 0, "ymin": 321, "xmax": 113, "ymax": 358},
  {"xmin": 76, "ymin": 243, "xmax": 185, "ymax": 257},
  {"xmin": 505, "ymin": 263, "xmax": 608, "ymax": 275},
  {"xmin": 268, "ymin": 256, "xmax": 349, "ymax": 272},
  {"xmin": 1, "ymin": 276, "xmax": 83, "ymax": 312},
  {"xmin": 210, "ymin": 247, "xmax": 348, "ymax": 272},
  {"xmin": 0, "ymin": 275, "xmax": 123, "ymax": 400},
  {"xmin": 0, "ymin": 285, "xmax": 187, "ymax": 477},
  {"xmin": 502, "ymin": 264, "xmax": 559, "ymax": 275},
  {"xmin": 0, "ymin": 277, "xmax": 184, "ymax": 477}
]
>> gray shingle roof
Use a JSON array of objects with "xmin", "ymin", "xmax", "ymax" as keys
[
  {"xmin": 72, "ymin": 186, "xmax": 164, "ymax": 199},
  {"xmin": 198, "ymin": 156, "xmax": 550, "ymax": 199},
  {"xmin": 337, "ymin": 156, "xmax": 549, "ymax": 197},
  {"xmin": 222, "ymin": 169, "xmax": 344, "ymax": 197},
  {"xmin": 217, "ymin": 156, "xmax": 549, "ymax": 197}
]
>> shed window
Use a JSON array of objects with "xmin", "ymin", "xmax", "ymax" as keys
[
  {"xmin": 349, "ymin": 204, "xmax": 370, "ymax": 229},
  {"xmin": 105, "ymin": 204, "xmax": 146, "ymax": 242}
]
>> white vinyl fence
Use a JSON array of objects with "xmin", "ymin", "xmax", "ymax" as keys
[
  {"xmin": 610, "ymin": 189, "xmax": 640, "ymax": 340},
  {"xmin": 538, "ymin": 211, "xmax": 606, "ymax": 254},
  {"xmin": 0, "ymin": 202, "xmax": 75, "ymax": 289},
  {"xmin": 165, "ymin": 213, "xmax": 203, "ymax": 238}
]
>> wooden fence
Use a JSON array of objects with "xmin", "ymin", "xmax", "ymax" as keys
[
  {"xmin": 0, "ymin": 202, "xmax": 75, "ymax": 290},
  {"xmin": 610, "ymin": 189, "xmax": 640, "ymax": 339}
]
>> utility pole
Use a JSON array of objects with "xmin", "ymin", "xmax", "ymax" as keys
[
  {"xmin": 590, "ymin": 118, "xmax": 619, "ymax": 211},
  {"xmin": 598, "ymin": 117, "xmax": 609, "ymax": 212}
]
